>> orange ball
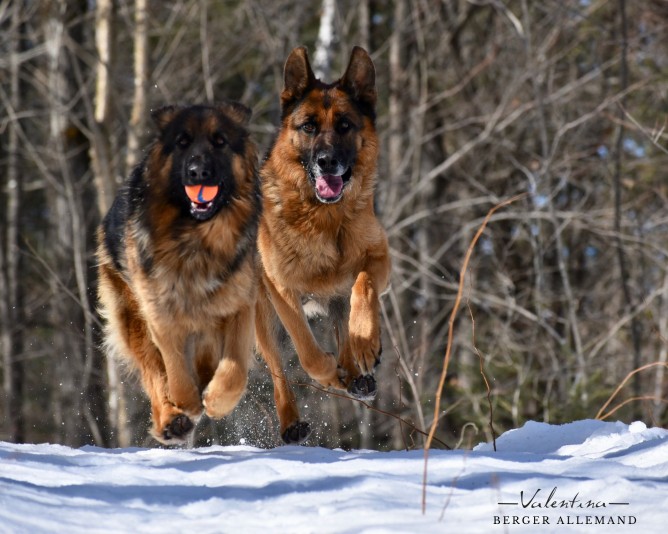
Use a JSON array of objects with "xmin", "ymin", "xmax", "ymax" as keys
[{"xmin": 185, "ymin": 185, "xmax": 219, "ymax": 203}]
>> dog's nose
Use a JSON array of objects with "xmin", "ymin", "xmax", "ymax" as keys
[
  {"xmin": 187, "ymin": 160, "xmax": 212, "ymax": 184},
  {"xmin": 316, "ymin": 153, "xmax": 340, "ymax": 174}
]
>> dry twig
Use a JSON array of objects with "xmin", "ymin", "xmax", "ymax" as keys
[
  {"xmin": 595, "ymin": 362, "xmax": 668, "ymax": 420},
  {"xmin": 421, "ymin": 193, "xmax": 526, "ymax": 514}
]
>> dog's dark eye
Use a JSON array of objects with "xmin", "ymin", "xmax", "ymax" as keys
[
  {"xmin": 301, "ymin": 122, "xmax": 316, "ymax": 134},
  {"xmin": 337, "ymin": 119, "xmax": 352, "ymax": 134},
  {"xmin": 177, "ymin": 134, "xmax": 191, "ymax": 148},
  {"xmin": 212, "ymin": 133, "xmax": 227, "ymax": 147}
]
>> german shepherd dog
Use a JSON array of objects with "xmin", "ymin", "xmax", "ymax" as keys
[
  {"xmin": 97, "ymin": 103, "xmax": 260, "ymax": 445},
  {"xmin": 256, "ymin": 47, "xmax": 391, "ymax": 443}
]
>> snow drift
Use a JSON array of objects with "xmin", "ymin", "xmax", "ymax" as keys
[{"xmin": 1, "ymin": 419, "xmax": 666, "ymax": 533}]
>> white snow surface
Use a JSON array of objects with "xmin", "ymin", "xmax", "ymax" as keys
[{"xmin": 1, "ymin": 420, "xmax": 666, "ymax": 533}]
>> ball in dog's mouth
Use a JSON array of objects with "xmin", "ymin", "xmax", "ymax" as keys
[{"xmin": 185, "ymin": 184, "xmax": 219, "ymax": 214}]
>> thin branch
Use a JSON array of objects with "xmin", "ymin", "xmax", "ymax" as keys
[
  {"xmin": 595, "ymin": 362, "xmax": 668, "ymax": 420},
  {"xmin": 618, "ymin": 104, "xmax": 668, "ymax": 155},
  {"xmin": 422, "ymin": 193, "xmax": 526, "ymax": 514},
  {"xmin": 598, "ymin": 396, "xmax": 668, "ymax": 421}
]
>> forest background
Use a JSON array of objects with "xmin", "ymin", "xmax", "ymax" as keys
[{"xmin": 1, "ymin": 0, "xmax": 666, "ymax": 450}]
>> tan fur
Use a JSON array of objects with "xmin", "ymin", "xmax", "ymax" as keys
[
  {"xmin": 255, "ymin": 47, "xmax": 391, "ymax": 441},
  {"xmin": 97, "ymin": 107, "xmax": 259, "ymax": 445}
]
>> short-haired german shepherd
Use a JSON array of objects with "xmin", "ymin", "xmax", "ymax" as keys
[
  {"xmin": 97, "ymin": 103, "xmax": 260, "ymax": 445},
  {"xmin": 256, "ymin": 47, "xmax": 391, "ymax": 443}
]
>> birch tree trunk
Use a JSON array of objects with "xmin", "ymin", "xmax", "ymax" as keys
[
  {"xmin": 387, "ymin": 0, "xmax": 406, "ymax": 212},
  {"xmin": 90, "ymin": 0, "xmax": 116, "ymax": 217},
  {"xmin": 1, "ymin": 1, "xmax": 25, "ymax": 443},
  {"xmin": 89, "ymin": 0, "xmax": 131, "ymax": 448},
  {"xmin": 126, "ymin": 0, "xmax": 148, "ymax": 173},
  {"xmin": 313, "ymin": 0, "xmax": 336, "ymax": 80},
  {"xmin": 45, "ymin": 0, "xmax": 108, "ymax": 446},
  {"xmin": 357, "ymin": 0, "xmax": 370, "ymax": 52}
]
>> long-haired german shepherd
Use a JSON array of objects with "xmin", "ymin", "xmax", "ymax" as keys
[
  {"xmin": 97, "ymin": 103, "xmax": 260, "ymax": 445},
  {"xmin": 256, "ymin": 47, "xmax": 391, "ymax": 443}
]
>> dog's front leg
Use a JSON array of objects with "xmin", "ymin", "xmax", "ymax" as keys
[
  {"xmin": 203, "ymin": 306, "xmax": 253, "ymax": 419},
  {"xmin": 149, "ymin": 323, "xmax": 203, "ymax": 419},
  {"xmin": 348, "ymin": 242, "xmax": 390, "ymax": 379},
  {"xmin": 263, "ymin": 272, "xmax": 343, "ymax": 389}
]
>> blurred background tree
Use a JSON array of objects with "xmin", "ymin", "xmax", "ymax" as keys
[{"xmin": 1, "ymin": 0, "xmax": 666, "ymax": 450}]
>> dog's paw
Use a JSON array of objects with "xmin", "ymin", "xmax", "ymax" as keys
[
  {"xmin": 202, "ymin": 382, "xmax": 246, "ymax": 420},
  {"xmin": 202, "ymin": 358, "xmax": 248, "ymax": 419},
  {"xmin": 347, "ymin": 374, "xmax": 377, "ymax": 401},
  {"xmin": 349, "ymin": 328, "xmax": 382, "ymax": 375},
  {"xmin": 152, "ymin": 412, "xmax": 196, "ymax": 445},
  {"xmin": 348, "ymin": 298, "xmax": 382, "ymax": 375},
  {"xmin": 349, "ymin": 278, "xmax": 382, "ymax": 374},
  {"xmin": 281, "ymin": 420, "xmax": 311, "ymax": 445},
  {"xmin": 163, "ymin": 413, "xmax": 194, "ymax": 440}
]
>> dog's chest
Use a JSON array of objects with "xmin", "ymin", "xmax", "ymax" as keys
[
  {"xmin": 282, "ymin": 227, "xmax": 361, "ymax": 293},
  {"xmin": 143, "ymin": 242, "xmax": 249, "ymax": 320}
]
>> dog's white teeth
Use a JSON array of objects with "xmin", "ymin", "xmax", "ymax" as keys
[{"xmin": 191, "ymin": 201, "xmax": 213, "ymax": 211}]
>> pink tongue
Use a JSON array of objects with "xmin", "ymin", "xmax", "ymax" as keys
[{"xmin": 316, "ymin": 175, "xmax": 344, "ymax": 199}]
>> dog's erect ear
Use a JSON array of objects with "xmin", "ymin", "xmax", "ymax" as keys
[
  {"xmin": 340, "ymin": 46, "xmax": 376, "ymax": 110},
  {"xmin": 281, "ymin": 46, "xmax": 316, "ymax": 108},
  {"xmin": 151, "ymin": 105, "xmax": 181, "ymax": 131},
  {"xmin": 218, "ymin": 100, "xmax": 252, "ymax": 127}
]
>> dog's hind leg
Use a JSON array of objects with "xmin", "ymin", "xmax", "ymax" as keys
[
  {"xmin": 126, "ymin": 321, "xmax": 200, "ymax": 444},
  {"xmin": 99, "ymin": 267, "xmax": 198, "ymax": 445},
  {"xmin": 255, "ymin": 285, "xmax": 310, "ymax": 444}
]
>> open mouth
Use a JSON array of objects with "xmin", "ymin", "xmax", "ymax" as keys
[
  {"xmin": 314, "ymin": 168, "xmax": 352, "ymax": 203},
  {"xmin": 184, "ymin": 184, "xmax": 220, "ymax": 218}
]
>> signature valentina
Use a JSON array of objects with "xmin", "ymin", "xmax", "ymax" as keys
[
  {"xmin": 495, "ymin": 488, "xmax": 634, "ymax": 526},
  {"xmin": 516, "ymin": 487, "xmax": 624, "ymax": 509}
]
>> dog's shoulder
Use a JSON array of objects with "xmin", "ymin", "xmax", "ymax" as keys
[{"xmin": 100, "ymin": 157, "xmax": 150, "ymax": 270}]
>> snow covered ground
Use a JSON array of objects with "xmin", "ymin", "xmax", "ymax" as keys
[{"xmin": 0, "ymin": 419, "xmax": 666, "ymax": 533}]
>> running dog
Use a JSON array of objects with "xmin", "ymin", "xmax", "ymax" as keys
[
  {"xmin": 97, "ymin": 103, "xmax": 261, "ymax": 445},
  {"xmin": 256, "ymin": 47, "xmax": 390, "ymax": 443}
]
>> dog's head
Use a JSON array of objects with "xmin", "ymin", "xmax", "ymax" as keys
[
  {"xmin": 277, "ymin": 46, "xmax": 377, "ymax": 204},
  {"xmin": 151, "ymin": 102, "xmax": 252, "ymax": 221}
]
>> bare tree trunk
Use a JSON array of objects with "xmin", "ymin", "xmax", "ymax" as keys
[
  {"xmin": 45, "ymin": 1, "xmax": 108, "ymax": 446},
  {"xmin": 199, "ymin": 0, "xmax": 214, "ymax": 103},
  {"xmin": 613, "ymin": 0, "xmax": 643, "ymax": 413},
  {"xmin": 653, "ymin": 274, "xmax": 668, "ymax": 421},
  {"xmin": 383, "ymin": 0, "xmax": 424, "ymax": 449},
  {"xmin": 410, "ymin": 6, "xmax": 435, "ymax": 441},
  {"xmin": 90, "ymin": 0, "xmax": 116, "ymax": 217},
  {"xmin": 0, "ymin": 213, "xmax": 9, "ymax": 440},
  {"xmin": 46, "ymin": 6, "xmax": 79, "ymax": 445},
  {"xmin": 89, "ymin": 0, "xmax": 130, "ymax": 448},
  {"xmin": 357, "ymin": 0, "xmax": 370, "ymax": 52},
  {"xmin": 313, "ymin": 0, "xmax": 336, "ymax": 80},
  {"xmin": 126, "ymin": 0, "xmax": 148, "ymax": 172},
  {"xmin": 387, "ymin": 0, "xmax": 406, "ymax": 212},
  {"xmin": 118, "ymin": 0, "xmax": 150, "ymax": 447},
  {"xmin": 2, "ymin": 0, "xmax": 26, "ymax": 443}
]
